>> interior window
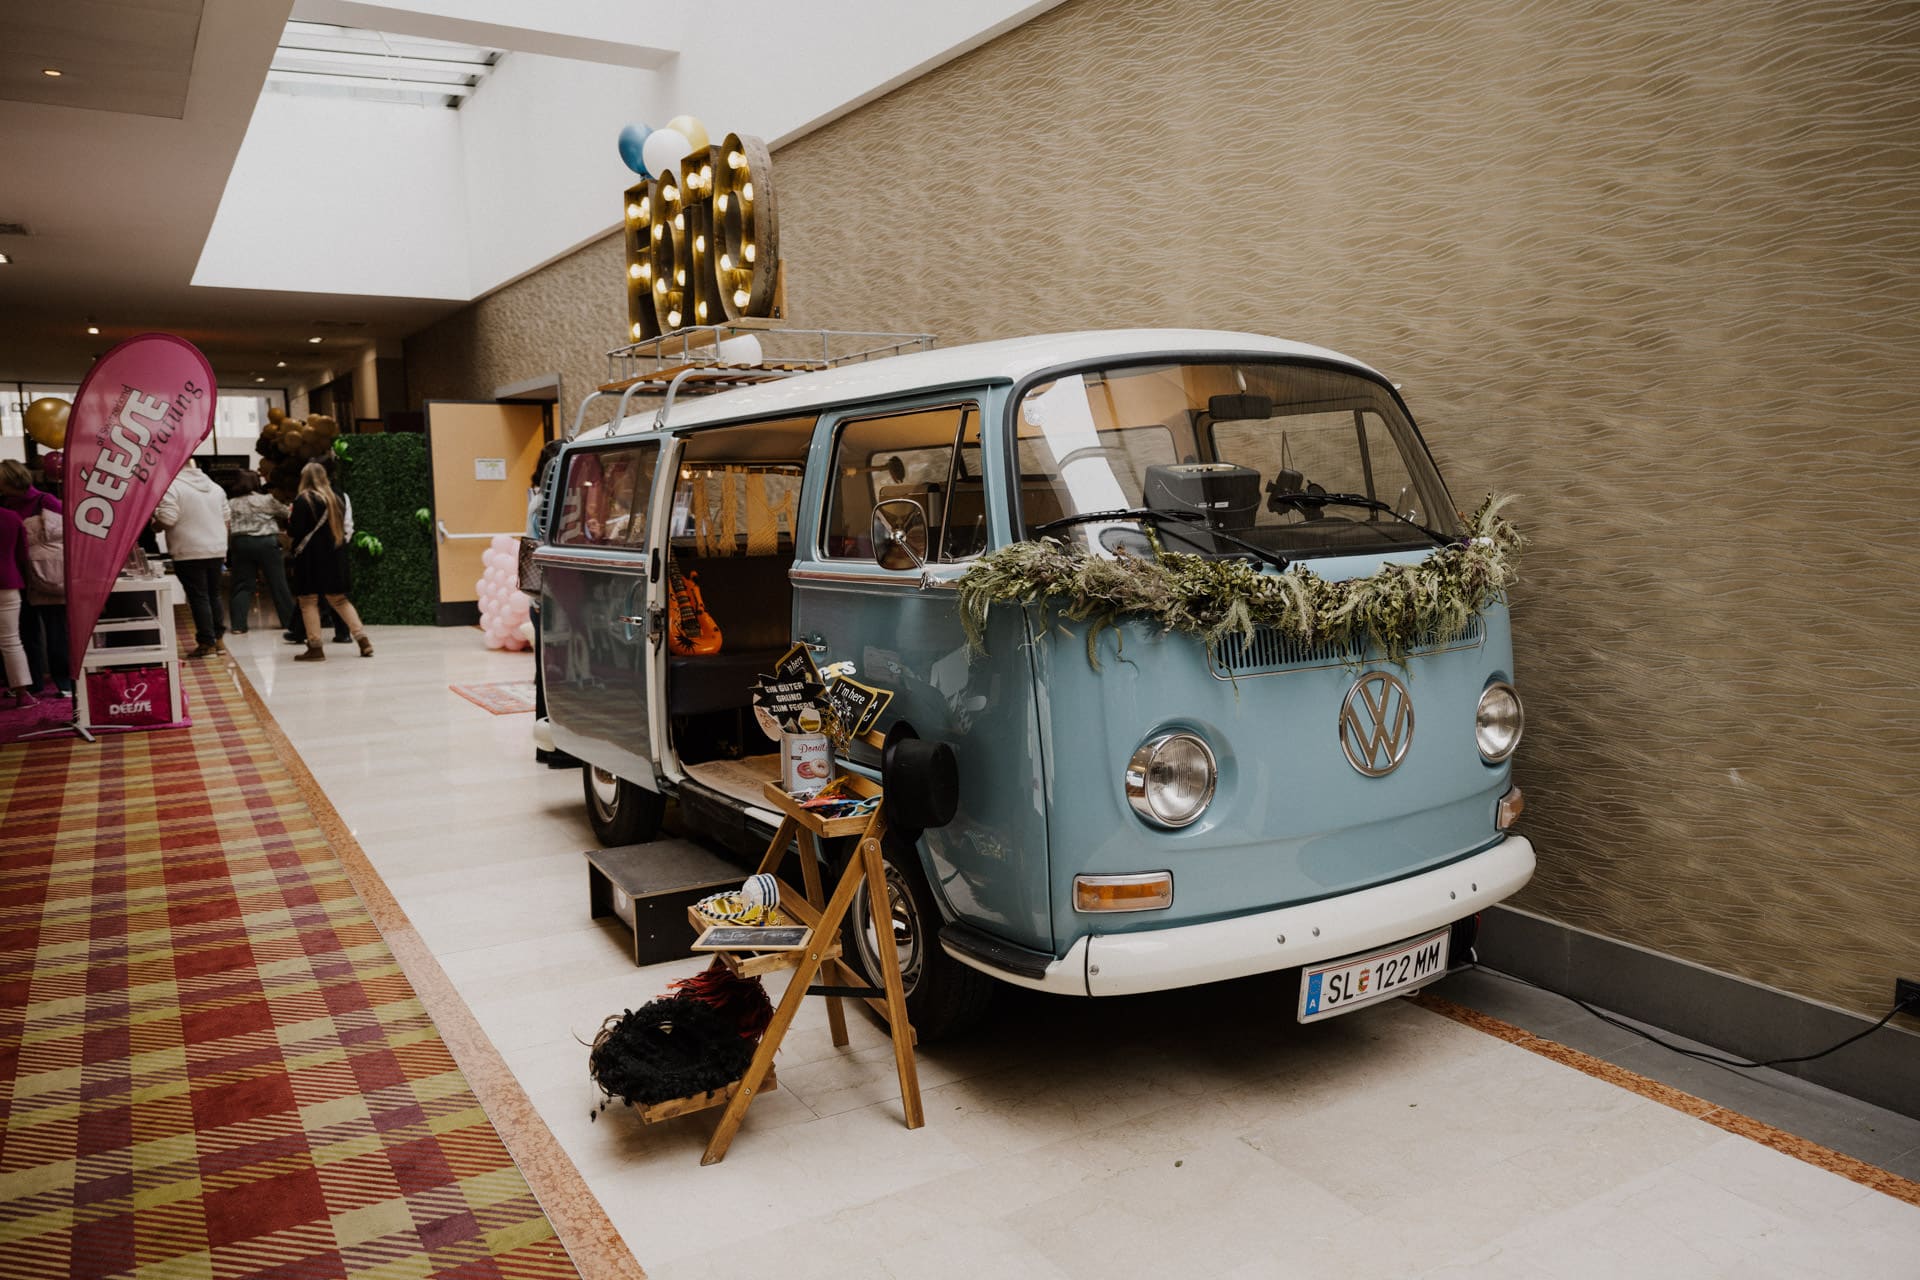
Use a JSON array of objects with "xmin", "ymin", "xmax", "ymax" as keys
[
  {"xmin": 824, "ymin": 404, "xmax": 982, "ymax": 564},
  {"xmin": 554, "ymin": 444, "xmax": 657, "ymax": 548}
]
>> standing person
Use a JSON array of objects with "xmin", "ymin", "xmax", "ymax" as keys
[
  {"xmin": 0, "ymin": 459, "xmax": 63, "ymax": 691},
  {"xmin": 289, "ymin": 461, "xmax": 372, "ymax": 662},
  {"xmin": 226, "ymin": 471, "xmax": 295, "ymax": 636},
  {"xmin": 21, "ymin": 505, "xmax": 69, "ymax": 697},
  {"xmin": 153, "ymin": 460, "xmax": 231, "ymax": 658},
  {"xmin": 0, "ymin": 505, "xmax": 34, "ymax": 707},
  {"xmin": 284, "ymin": 455, "xmax": 355, "ymax": 646}
]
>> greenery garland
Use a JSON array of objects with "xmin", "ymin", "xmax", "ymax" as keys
[{"xmin": 956, "ymin": 495, "xmax": 1524, "ymax": 668}]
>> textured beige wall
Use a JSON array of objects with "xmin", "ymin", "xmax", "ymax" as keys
[{"xmin": 406, "ymin": 0, "xmax": 1920, "ymax": 1016}]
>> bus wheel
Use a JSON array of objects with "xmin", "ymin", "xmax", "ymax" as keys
[
  {"xmin": 843, "ymin": 833, "xmax": 993, "ymax": 1041},
  {"xmin": 583, "ymin": 766, "xmax": 664, "ymax": 845}
]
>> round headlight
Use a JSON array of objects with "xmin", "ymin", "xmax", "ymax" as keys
[
  {"xmin": 1126, "ymin": 732, "xmax": 1217, "ymax": 828},
  {"xmin": 1476, "ymin": 683, "xmax": 1524, "ymax": 762}
]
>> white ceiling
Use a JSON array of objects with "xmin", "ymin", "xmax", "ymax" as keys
[{"xmin": 0, "ymin": 0, "xmax": 1065, "ymax": 389}]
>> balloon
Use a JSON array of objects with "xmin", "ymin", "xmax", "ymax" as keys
[
  {"xmin": 310, "ymin": 415, "xmax": 338, "ymax": 440},
  {"xmin": 617, "ymin": 122, "xmax": 653, "ymax": 175},
  {"xmin": 24, "ymin": 397, "xmax": 69, "ymax": 449},
  {"xmin": 665, "ymin": 115, "xmax": 710, "ymax": 154},
  {"xmin": 717, "ymin": 333, "xmax": 763, "ymax": 365},
  {"xmin": 40, "ymin": 450, "xmax": 63, "ymax": 474},
  {"xmin": 267, "ymin": 406, "xmax": 287, "ymax": 424},
  {"xmin": 641, "ymin": 128, "xmax": 690, "ymax": 180}
]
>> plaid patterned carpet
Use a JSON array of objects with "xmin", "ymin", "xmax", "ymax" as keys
[{"xmin": 0, "ymin": 652, "xmax": 579, "ymax": 1279}]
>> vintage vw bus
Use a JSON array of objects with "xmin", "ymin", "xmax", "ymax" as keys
[{"xmin": 533, "ymin": 331, "xmax": 1532, "ymax": 1037}]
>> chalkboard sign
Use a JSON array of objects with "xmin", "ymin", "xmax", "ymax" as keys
[
  {"xmin": 752, "ymin": 644, "xmax": 825, "ymax": 732},
  {"xmin": 692, "ymin": 925, "xmax": 812, "ymax": 951},
  {"xmin": 823, "ymin": 676, "xmax": 893, "ymax": 738}
]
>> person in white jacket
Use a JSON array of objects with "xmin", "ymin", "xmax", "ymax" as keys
[{"xmin": 154, "ymin": 462, "xmax": 232, "ymax": 657}]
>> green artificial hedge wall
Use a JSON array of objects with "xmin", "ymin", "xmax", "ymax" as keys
[{"xmin": 338, "ymin": 434, "xmax": 437, "ymax": 626}]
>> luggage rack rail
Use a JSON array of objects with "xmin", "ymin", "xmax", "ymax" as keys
[{"xmin": 568, "ymin": 324, "xmax": 936, "ymax": 440}]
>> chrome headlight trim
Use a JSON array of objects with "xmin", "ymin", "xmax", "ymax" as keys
[
  {"xmin": 1125, "ymin": 732, "xmax": 1218, "ymax": 828},
  {"xmin": 1476, "ymin": 682, "xmax": 1524, "ymax": 762}
]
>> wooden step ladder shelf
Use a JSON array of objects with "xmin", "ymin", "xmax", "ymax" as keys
[{"xmin": 641, "ymin": 766, "xmax": 924, "ymax": 1165}]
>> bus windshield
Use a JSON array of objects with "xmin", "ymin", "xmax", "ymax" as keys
[{"xmin": 1012, "ymin": 361, "xmax": 1460, "ymax": 559}]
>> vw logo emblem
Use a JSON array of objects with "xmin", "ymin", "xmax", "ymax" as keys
[{"xmin": 1340, "ymin": 672, "xmax": 1414, "ymax": 776}]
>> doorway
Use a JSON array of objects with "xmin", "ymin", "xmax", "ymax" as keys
[{"xmin": 425, "ymin": 400, "xmax": 548, "ymax": 625}]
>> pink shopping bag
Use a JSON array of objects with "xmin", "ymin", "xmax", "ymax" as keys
[{"xmin": 86, "ymin": 666, "xmax": 173, "ymax": 728}]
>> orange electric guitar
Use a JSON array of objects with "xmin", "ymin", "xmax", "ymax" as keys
[{"xmin": 667, "ymin": 559, "xmax": 723, "ymax": 655}]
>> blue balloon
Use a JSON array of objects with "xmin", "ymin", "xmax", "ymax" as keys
[{"xmin": 617, "ymin": 122, "xmax": 653, "ymax": 175}]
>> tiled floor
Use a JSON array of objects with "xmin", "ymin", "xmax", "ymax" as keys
[{"xmin": 229, "ymin": 624, "xmax": 1920, "ymax": 1278}]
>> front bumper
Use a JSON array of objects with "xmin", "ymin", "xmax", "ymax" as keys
[{"xmin": 943, "ymin": 835, "xmax": 1535, "ymax": 997}]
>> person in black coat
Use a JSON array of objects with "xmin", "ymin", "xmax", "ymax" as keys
[{"xmin": 288, "ymin": 461, "xmax": 372, "ymax": 662}]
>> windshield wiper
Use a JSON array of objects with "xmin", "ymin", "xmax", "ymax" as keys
[
  {"xmin": 1030, "ymin": 508, "xmax": 1290, "ymax": 570},
  {"xmin": 1265, "ymin": 491, "xmax": 1457, "ymax": 549}
]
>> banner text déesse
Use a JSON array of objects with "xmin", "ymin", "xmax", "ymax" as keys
[{"xmin": 72, "ymin": 380, "xmax": 207, "ymax": 538}]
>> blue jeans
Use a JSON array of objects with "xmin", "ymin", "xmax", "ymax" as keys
[
  {"xmin": 227, "ymin": 534, "xmax": 295, "ymax": 632},
  {"xmin": 174, "ymin": 557, "xmax": 227, "ymax": 646}
]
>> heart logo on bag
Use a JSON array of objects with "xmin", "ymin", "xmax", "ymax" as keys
[{"xmin": 125, "ymin": 682, "xmax": 149, "ymax": 703}]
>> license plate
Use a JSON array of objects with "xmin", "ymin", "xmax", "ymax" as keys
[{"xmin": 1296, "ymin": 927, "xmax": 1450, "ymax": 1023}]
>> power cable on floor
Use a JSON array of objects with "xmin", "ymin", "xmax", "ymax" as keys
[{"xmin": 1469, "ymin": 965, "xmax": 1918, "ymax": 1071}]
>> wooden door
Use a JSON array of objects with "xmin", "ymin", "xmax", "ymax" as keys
[{"xmin": 426, "ymin": 401, "xmax": 547, "ymax": 624}]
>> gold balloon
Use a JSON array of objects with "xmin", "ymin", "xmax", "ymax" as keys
[
  {"xmin": 666, "ymin": 114, "xmax": 710, "ymax": 154},
  {"xmin": 282, "ymin": 429, "xmax": 308, "ymax": 455},
  {"xmin": 310, "ymin": 416, "xmax": 338, "ymax": 441},
  {"xmin": 24, "ymin": 397, "xmax": 69, "ymax": 449},
  {"xmin": 267, "ymin": 405, "xmax": 286, "ymax": 424}
]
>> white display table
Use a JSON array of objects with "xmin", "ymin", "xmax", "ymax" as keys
[{"xmin": 74, "ymin": 574, "xmax": 187, "ymax": 732}]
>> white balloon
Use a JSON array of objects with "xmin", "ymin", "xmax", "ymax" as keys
[
  {"xmin": 717, "ymin": 333, "xmax": 763, "ymax": 365},
  {"xmin": 641, "ymin": 128, "xmax": 691, "ymax": 180}
]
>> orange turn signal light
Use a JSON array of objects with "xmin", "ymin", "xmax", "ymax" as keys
[
  {"xmin": 1073, "ymin": 873, "xmax": 1174, "ymax": 913},
  {"xmin": 1497, "ymin": 785, "xmax": 1525, "ymax": 830}
]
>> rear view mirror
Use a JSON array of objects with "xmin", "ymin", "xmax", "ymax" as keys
[
  {"xmin": 1208, "ymin": 393, "xmax": 1273, "ymax": 421},
  {"xmin": 871, "ymin": 499, "xmax": 928, "ymax": 571}
]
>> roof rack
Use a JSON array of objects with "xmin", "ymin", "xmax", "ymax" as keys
[{"xmin": 568, "ymin": 323, "xmax": 936, "ymax": 440}]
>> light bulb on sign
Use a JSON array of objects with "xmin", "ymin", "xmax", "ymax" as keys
[
  {"xmin": 720, "ymin": 254, "xmax": 732, "ymax": 270},
  {"xmin": 629, "ymin": 263, "xmax": 642, "ymax": 279},
  {"xmin": 717, "ymin": 194, "xmax": 728, "ymax": 213},
  {"xmin": 734, "ymin": 289, "xmax": 750, "ymax": 308},
  {"xmin": 744, "ymin": 244, "xmax": 756, "ymax": 263},
  {"xmin": 656, "ymin": 279, "xmax": 666, "ymax": 293},
  {"xmin": 627, "ymin": 203, "xmax": 642, "ymax": 220},
  {"xmin": 695, "ymin": 235, "xmax": 706, "ymax": 252},
  {"xmin": 728, "ymin": 151, "xmax": 744, "ymax": 169},
  {"xmin": 653, "ymin": 225, "xmax": 663, "ymax": 240},
  {"xmin": 631, "ymin": 322, "xmax": 642, "ymax": 338},
  {"xmin": 639, "ymin": 262, "xmax": 650, "ymax": 278},
  {"xmin": 696, "ymin": 302, "xmax": 707, "ymax": 320},
  {"xmin": 673, "ymin": 214, "xmax": 684, "ymax": 230},
  {"xmin": 668, "ymin": 310, "xmax": 681, "ymax": 327},
  {"xmin": 700, "ymin": 165, "xmax": 712, "ymax": 184},
  {"xmin": 675, "ymin": 269, "xmax": 685, "ymax": 285},
  {"xmin": 742, "ymin": 183, "xmax": 753, "ymax": 203}
]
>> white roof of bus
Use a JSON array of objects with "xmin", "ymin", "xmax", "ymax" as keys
[{"xmin": 574, "ymin": 329, "xmax": 1384, "ymax": 442}]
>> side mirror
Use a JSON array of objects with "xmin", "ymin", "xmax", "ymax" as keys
[{"xmin": 871, "ymin": 498, "xmax": 928, "ymax": 571}]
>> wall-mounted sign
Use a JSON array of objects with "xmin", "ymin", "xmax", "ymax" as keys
[
  {"xmin": 623, "ymin": 132, "xmax": 780, "ymax": 342},
  {"xmin": 474, "ymin": 457, "xmax": 507, "ymax": 481}
]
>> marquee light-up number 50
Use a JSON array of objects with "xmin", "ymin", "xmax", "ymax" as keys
[{"xmin": 623, "ymin": 131, "xmax": 779, "ymax": 342}]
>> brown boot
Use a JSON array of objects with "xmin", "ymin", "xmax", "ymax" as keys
[
  {"xmin": 356, "ymin": 633, "xmax": 374, "ymax": 658},
  {"xmin": 293, "ymin": 642, "xmax": 326, "ymax": 663}
]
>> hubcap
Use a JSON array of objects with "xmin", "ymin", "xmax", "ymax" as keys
[
  {"xmin": 588, "ymin": 767, "xmax": 620, "ymax": 813},
  {"xmin": 856, "ymin": 865, "xmax": 922, "ymax": 995}
]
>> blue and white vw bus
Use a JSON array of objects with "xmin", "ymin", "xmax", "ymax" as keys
[{"xmin": 533, "ymin": 331, "xmax": 1532, "ymax": 1037}]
